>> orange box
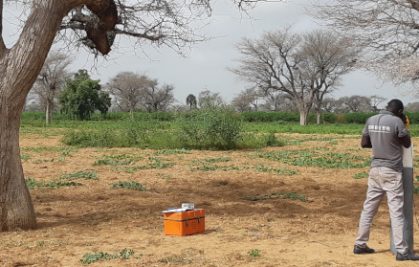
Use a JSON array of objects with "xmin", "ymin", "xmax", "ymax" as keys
[{"xmin": 163, "ymin": 209, "xmax": 205, "ymax": 236}]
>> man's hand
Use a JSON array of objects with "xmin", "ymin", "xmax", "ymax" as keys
[{"xmin": 361, "ymin": 134, "xmax": 372, "ymax": 148}]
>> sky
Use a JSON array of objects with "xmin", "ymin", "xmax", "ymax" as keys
[{"xmin": 2, "ymin": 0, "xmax": 417, "ymax": 108}]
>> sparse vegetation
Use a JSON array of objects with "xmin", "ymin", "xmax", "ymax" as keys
[
  {"xmin": 80, "ymin": 249, "xmax": 135, "ymax": 265},
  {"xmin": 248, "ymin": 249, "xmax": 261, "ymax": 258},
  {"xmin": 255, "ymin": 165, "xmax": 298, "ymax": 176},
  {"xmin": 60, "ymin": 170, "xmax": 98, "ymax": 180},
  {"xmin": 243, "ymin": 192, "xmax": 307, "ymax": 202},
  {"xmin": 112, "ymin": 181, "xmax": 146, "ymax": 191},
  {"xmin": 353, "ymin": 172, "xmax": 369, "ymax": 179},
  {"xmin": 258, "ymin": 150, "xmax": 369, "ymax": 169},
  {"xmin": 25, "ymin": 178, "xmax": 82, "ymax": 189}
]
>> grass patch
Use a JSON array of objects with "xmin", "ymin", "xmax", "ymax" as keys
[
  {"xmin": 80, "ymin": 249, "xmax": 134, "ymax": 265},
  {"xmin": 191, "ymin": 163, "xmax": 240, "ymax": 172},
  {"xmin": 20, "ymin": 154, "xmax": 31, "ymax": 161},
  {"xmin": 243, "ymin": 192, "xmax": 307, "ymax": 202},
  {"xmin": 26, "ymin": 178, "xmax": 82, "ymax": 189},
  {"xmin": 112, "ymin": 181, "xmax": 146, "ymax": 191},
  {"xmin": 154, "ymin": 149, "xmax": 191, "ymax": 155},
  {"xmin": 202, "ymin": 157, "xmax": 231, "ymax": 163},
  {"xmin": 94, "ymin": 154, "xmax": 139, "ymax": 166},
  {"xmin": 258, "ymin": 150, "xmax": 369, "ymax": 169},
  {"xmin": 255, "ymin": 165, "xmax": 297, "ymax": 176},
  {"xmin": 353, "ymin": 172, "xmax": 369, "ymax": 179},
  {"xmin": 119, "ymin": 157, "xmax": 174, "ymax": 173},
  {"xmin": 60, "ymin": 170, "xmax": 98, "ymax": 180}
]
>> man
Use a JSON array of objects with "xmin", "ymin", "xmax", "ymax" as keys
[{"xmin": 354, "ymin": 99, "xmax": 419, "ymax": 261}]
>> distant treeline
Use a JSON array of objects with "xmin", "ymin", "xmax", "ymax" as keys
[{"xmin": 22, "ymin": 111, "xmax": 419, "ymax": 125}]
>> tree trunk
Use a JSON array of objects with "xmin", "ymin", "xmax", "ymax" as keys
[
  {"xmin": 0, "ymin": 99, "xmax": 36, "ymax": 230},
  {"xmin": 316, "ymin": 110, "xmax": 321, "ymax": 125},
  {"xmin": 299, "ymin": 110, "xmax": 308, "ymax": 126},
  {"xmin": 0, "ymin": 0, "xmax": 75, "ymax": 231},
  {"xmin": 46, "ymin": 99, "xmax": 52, "ymax": 125}
]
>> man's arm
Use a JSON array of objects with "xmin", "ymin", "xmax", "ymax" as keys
[
  {"xmin": 399, "ymin": 135, "xmax": 411, "ymax": 148},
  {"xmin": 361, "ymin": 134, "xmax": 372, "ymax": 148}
]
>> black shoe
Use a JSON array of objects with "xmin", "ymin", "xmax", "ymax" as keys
[
  {"xmin": 396, "ymin": 253, "xmax": 419, "ymax": 261},
  {"xmin": 353, "ymin": 244, "xmax": 375, "ymax": 254}
]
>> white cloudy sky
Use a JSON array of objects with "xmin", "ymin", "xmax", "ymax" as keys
[{"xmin": 2, "ymin": 0, "xmax": 417, "ymax": 107}]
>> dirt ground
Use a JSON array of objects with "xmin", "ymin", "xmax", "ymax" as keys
[{"xmin": 1, "ymin": 133, "xmax": 419, "ymax": 266}]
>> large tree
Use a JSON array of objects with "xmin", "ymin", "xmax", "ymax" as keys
[
  {"xmin": 231, "ymin": 88, "xmax": 260, "ymax": 112},
  {"xmin": 198, "ymin": 89, "xmax": 225, "ymax": 109},
  {"xmin": 107, "ymin": 72, "xmax": 151, "ymax": 115},
  {"xmin": 60, "ymin": 69, "xmax": 111, "ymax": 120},
  {"xmin": 32, "ymin": 51, "xmax": 71, "ymax": 125},
  {"xmin": 141, "ymin": 81, "xmax": 175, "ymax": 112},
  {"xmin": 234, "ymin": 29, "xmax": 357, "ymax": 125},
  {"xmin": 0, "ymin": 0, "xmax": 268, "ymax": 231},
  {"xmin": 317, "ymin": 0, "xmax": 419, "ymax": 83}
]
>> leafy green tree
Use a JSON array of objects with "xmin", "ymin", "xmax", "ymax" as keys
[{"xmin": 60, "ymin": 70, "xmax": 111, "ymax": 120}]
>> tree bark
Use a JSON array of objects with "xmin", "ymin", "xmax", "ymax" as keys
[
  {"xmin": 46, "ymin": 99, "xmax": 52, "ymax": 125},
  {"xmin": 299, "ymin": 110, "xmax": 309, "ymax": 126},
  {"xmin": 0, "ymin": 0, "xmax": 73, "ymax": 231},
  {"xmin": 0, "ymin": 104, "xmax": 36, "ymax": 230},
  {"xmin": 316, "ymin": 110, "xmax": 321, "ymax": 125}
]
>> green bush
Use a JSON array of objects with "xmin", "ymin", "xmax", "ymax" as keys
[{"xmin": 178, "ymin": 109, "xmax": 243, "ymax": 149}]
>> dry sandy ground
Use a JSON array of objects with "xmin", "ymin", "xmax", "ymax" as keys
[{"xmin": 1, "ymin": 133, "xmax": 419, "ymax": 266}]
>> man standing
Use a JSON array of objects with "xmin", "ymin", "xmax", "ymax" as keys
[{"xmin": 354, "ymin": 99, "xmax": 419, "ymax": 261}]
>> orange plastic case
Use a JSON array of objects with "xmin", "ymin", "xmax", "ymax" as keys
[{"xmin": 163, "ymin": 209, "xmax": 205, "ymax": 236}]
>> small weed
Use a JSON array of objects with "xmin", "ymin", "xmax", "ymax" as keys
[
  {"xmin": 353, "ymin": 172, "xmax": 369, "ymax": 179},
  {"xmin": 248, "ymin": 249, "xmax": 261, "ymax": 258},
  {"xmin": 119, "ymin": 248, "xmax": 135, "ymax": 260},
  {"xmin": 112, "ymin": 181, "xmax": 146, "ymax": 191},
  {"xmin": 243, "ymin": 192, "xmax": 307, "ymax": 202},
  {"xmin": 60, "ymin": 170, "xmax": 98, "ymax": 180}
]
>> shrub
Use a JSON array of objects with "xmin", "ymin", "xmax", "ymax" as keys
[
  {"xmin": 112, "ymin": 181, "xmax": 146, "ymax": 191},
  {"xmin": 178, "ymin": 109, "xmax": 243, "ymax": 149}
]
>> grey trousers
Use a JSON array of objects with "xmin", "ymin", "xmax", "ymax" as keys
[{"xmin": 355, "ymin": 167, "xmax": 408, "ymax": 255}]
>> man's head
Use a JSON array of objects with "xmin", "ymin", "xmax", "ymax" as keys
[{"xmin": 386, "ymin": 99, "xmax": 404, "ymax": 116}]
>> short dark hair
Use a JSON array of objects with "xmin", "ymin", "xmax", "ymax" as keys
[{"xmin": 386, "ymin": 99, "xmax": 404, "ymax": 114}]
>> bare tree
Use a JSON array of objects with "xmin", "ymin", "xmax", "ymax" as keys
[
  {"xmin": 32, "ymin": 51, "xmax": 71, "ymax": 125},
  {"xmin": 322, "ymin": 97, "xmax": 338, "ymax": 113},
  {"xmin": 0, "ymin": 0, "xmax": 272, "ymax": 231},
  {"xmin": 259, "ymin": 90, "xmax": 296, "ymax": 111},
  {"xmin": 141, "ymin": 82, "xmax": 175, "ymax": 112},
  {"xmin": 336, "ymin": 95, "xmax": 371, "ymax": 113},
  {"xmin": 406, "ymin": 101, "xmax": 419, "ymax": 112},
  {"xmin": 186, "ymin": 94, "xmax": 197, "ymax": 110},
  {"xmin": 234, "ymin": 29, "xmax": 357, "ymax": 125},
  {"xmin": 107, "ymin": 72, "xmax": 151, "ymax": 116},
  {"xmin": 301, "ymin": 31, "xmax": 358, "ymax": 124},
  {"xmin": 317, "ymin": 0, "xmax": 419, "ymax": 83},
  {"xmin": 198, "ymin": 90, "xmax": 224, "ymax": 109},
  {"xmin": 231, "ymin": 88, "xmax": 260, "ymax": 112},
  {"xmin": 369, "ymin": 95, "xmax": 386, "ymax": 112}
]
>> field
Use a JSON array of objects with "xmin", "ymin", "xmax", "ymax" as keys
[{"xmin": 2, "ymin": 115, "xmax": 419, "ymax": 266}]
